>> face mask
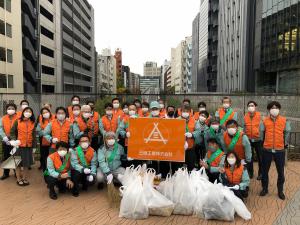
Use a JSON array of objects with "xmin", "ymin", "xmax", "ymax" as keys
[
  {"xmin": 57, "ymin": 114, "xmax": 65, "ymax": 121},
  {"xmin": 270, "ymin": 108, "xmax": 279, "ymax": 117},
  {"xmin": 21, "ymin": 104, "xmax": 28, "ymax": 110},
  {"xmin": 73, "ymin": 110, "xmax": 80, "ymax": 116},
  {"xmin": 7, "ymin": 109, "xmax": 15, "ymax": 115},
  {"xmin": 123, "ymin": 108, "xmax": 129, "ymax": 114},
  {"xmin": 159, "ymin": 104, "xmax": 164, "ymax": 109},
  {"xmin": 135, "ymin": 103, "xmax": 141, "ymax": 108},
  {"xmin": 129, "ymin": 110, "xmax": 136, "ymax": 116},
  {"xmin": 168, "ymin": 111, "xmax": 175, "ymax": 117},
  {"xmin": 227, "ymin": 157, "xmax": 236, "ymax": 165},
  {"xmin": 248, "ymin": 106, "xmax": 255, "ymax": 113},
  {"xmin": 142, "ymin": 108, "xmax": 149, "ymax": 113},
  {"xmin": 199, "ymin": 116, "xmax": 206, "ymax": 123},
  {"xmin": 182, "ymin": 112, "xmax": 190, "ymax": 119},
  {"xmin": 211, "ymin": 124, "xmax": 219, "ymax": 130},
  {"xmin": 151, "ymin": 110, "xmax": 160, "ymax": 117},
  {"xmin": 199, "ymin": 107, "xmax": 206, "ymax": 112},
  {"xmin": 43, "ymin": 113, "xmax": 50, "ymax": 119},
  {"xmin": 107, "ymin": 139, "xmax": 115, "ymax": 146},
  {"xmin": 24, "ymin": 112, "xmax": 32, "ymax": 118},
  {"xmin": 223, "ymin": 103, "xmax": 230, "ymax": 109},
  {"xmin": 208, "ymin": 146, "xmax": 217, "ymax": 152},
  {"xmin": 80, "ymin": 142, "xmax": 89, "ymax": 149},
  {"xmin": 106, "ymin": 110, "xmax": 113, "ymax": 116},
  {"xmin": 228, "ymin": 128, "xmax": 237, "ymax": 136},
  {"xmin": 113, "ymin": 103, "xmax": 120, "ymax": 109},
  {"xmin": 72, "ymin": 100, "xmax": 79, "ymax": 105},
  {"xmin": 58, "ymin": 150, "xmax": 67, "ymax": 157},
  {"xmin": 83, "ymin": 112, "xmax": 91, "ymax": 119}
]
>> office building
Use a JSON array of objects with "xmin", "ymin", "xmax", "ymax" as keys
[
  {"xmin": 161, "ymin": 60, "xmax": 170, "ymax": 91},
  {"xmin": 192, "ymin": 12, "xmax": 200, "ymax": 92},
  {"xmin": 128, "ymin": 72, "xmax": 140, "ymax": 93},
  {"xmin": 143, "ymin": 61, "xmax": 161, "ymax": 76},
  {"xmin": 139, "ymin": 76, "xmax": 160, "ymax": 94}
]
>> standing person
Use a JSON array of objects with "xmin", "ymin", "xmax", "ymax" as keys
[
  {"xmin": 219, "ymin": 152, "xmax": 250, "ymax": 201},
  {"xmin": 194, "ymin": 102, "xmax": 211, "ymax": 125},
  {"xmin": 41, "ymin": 103, "xmax": 56, "ymax": 119},
  {"xmin": 0, "ymin": 104, "xmax": 18, "ymax": 179},
  {"xmin": 97, "ymin": 132, "xmax": 126, "ymax": 189},
  {"xmin": 73, "ymin": 105, "xmax": 94, "ymax": 143},
  {"xmin": 139, "ymin": 102, "xmax": 150, "ymax": 118},
  {"xmin": 133, "ymin": 99, "xmax": 142, "ymax": 115},
  {"xmin": 67, "ymin": 96, "xmax": 80, "ymax": 119},
  {"xmin": 86, "ymin": 100, "xmax": 101, "ymax": 150},
  {"xmin": 215, "ymin": 97, "xmax": 238, "ymax": 128},
  {"xmin": 71, "ymin": 135, "xmax": 97, "ymax": 196},
  {"xmin": 43, "ymin": 107, "xmax": 75, "ymax": 153},
  {"xmin": 259, "ymin": 101, "xmax": 291, "ymax": 200},
  {"xmin": 175, "ymin": 99, "xmax": 193, "ymax": 118},
  {"xmin": 16, "ymin": 100, "xmax": 29, "ymax": 118},
  {"xmin": 121, "ymin": 102, "xmax": 129, "ymax": 119},
  {"xmin": 243, "ymin": 101, "xmax": 263, "ymax": 180},
  {"xmin": 36, "ymin": 107, "xmax": 53, "ymax": 171},
  {"xmin": 158, "ymin": 99, "xmax": 166, "ymax": 118},
  {"xmin": 44, "ymin": 142, "xmax": 74, "ymax": 200},
  {"xmin": 165, "ymin": 105, "xmax": 176, "ymax": 119},
  {"xmin": 68, "ymin": 104, "xmax": 81, "ymax": 123},
  {"xmin": 204, "ymin": 117, "xmax": 224, "ymax": 150},
  {"xmin": 10, "ymin": 107, "xmax": 36, "ymax": 186},
  {"xmin": 112, "ymin": 98, "xmax": 123, "ymax": 119},
  {"xmin": 99, "ymin": 103, "xmax": 120, "ymax": 138}
]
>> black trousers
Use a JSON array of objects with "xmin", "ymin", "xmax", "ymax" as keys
[
  {"xmin": 207, "ymin": 170, "xmax": 220, "ymax": 183},
  {"xmin": 170, "ymin": 148, "xmax": 197, "ymax": 173},
  {"xmin": 195, "ymin": 143, "xmax": 206, "ymax": 168},
  {"xmin": 44, "ymin": 175, "xmax": 67, "ymax": 194},
  {"xmin": 71, "ymin": 170, "xmax": 93, "ymax": 193},
  {"xmin": 2, "ymin": 142, "xmax": 13, "ymax": 176},
  {"xmin": 232, "ymin": 188, "xmax": 249, "ymax": 201},
  {"xmin": 248, "ymin": 141, "xmax": 263, "ymax": 177},
  {"xmin": 261, "ymin": 150, "xmax": 285, "ymax": 193},
  {"xmin": 40, "ymin": 145, "xmax": 50, "ymax": 172}
]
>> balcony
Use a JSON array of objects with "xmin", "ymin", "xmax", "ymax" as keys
[
  {"xmin": 63, "ymin": 61, "xmax": 74, "ymax": 72},
  {"xmin": 22, "ymin": 0, "xmax": 37, "ymax": 21},
  {"xmin": 63, "ymin": 46, "xmax": 73, "ymax": 58},
  {"xmin": 23, "ymin": 37, "xmax": 37, "ymax": 63},
  {"xmin": 22, "ymin": 14, "xmax": 37, "ymax": 43},
  {"xmin": 23, "ymin": 60, "xmax": 37, "ymax": 83}
]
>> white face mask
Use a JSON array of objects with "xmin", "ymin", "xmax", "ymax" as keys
[
  {"xmin": 228, "ymin": 128, "xmax": 237, "ymax": 136},
  {"xmin": 151, "ymin": 110, "xmax": 160, "ymax": 117},
  {"xmin": 73, "ymin": 110, "xmax": 80, "ymax": 116},
  {"xmin": 106, "ymin": 110, "xmax": 113, "ymax": 116},
  {"xmin": 58, "ymin": 150, "xmax": 67, "ymax": 157},
  {"xmin": 72, "ymin": 100, "xmax": 79, "ymax": 105},
  {"xmin": 57, "ymin": 114, "xmax": 66, "ymax": 121},
  {"xmin": 199, "ymin": 116, "xmax": 206, "ymax": 123},
  {"xmin": 21, "ymin": 104, "xmax": 28, "ymax": 110},
  {"xmin": 123, "ymin": 108, "xmax": 129, "ymax": 114},
  {"xmin": 80, "ymin": 142, "xmax": 89, "ymax": 149},
  {"xmin": 159, "ymin": 104, "xmax": 165, "ymax": 109},
  {"xmin": 24, "ymin": 112, "xmax": 32, "ymax": 118},
  {"xmin": 7, "ymin": 109, "xmax": 15, "ymax": 115},
  {"xmin": 248, "ymin": 106, "xmax": 255, "ymax": 113},
  {"xmin": 211, "ymin": 124, "xmax": 220, "ymax": 130},
  {"xmin": 107, "ymin": 139, "xmax": 115, "ymax": 146},
  {"xmin": 270, "ymin": 108, "xmax": 279, "ymax": 117},
  {"xmin": 83, "ymin": 112, "xmax": 91, "ymax": 119},
  {"xmin": 113, "ymin": 103, "xmax": 120, "ymax": 109},
  {"xmin": 129, "ymin": 110, "xmax": 136, "ymax": 116},
  {"xmin": 142, "ymin": 107, "xmax": 149, "ymax": 113},
  {"xmin": 223, "ymin": 103, "xmax": 230, "ymax": 109},
  {"xmin": 182, "ymin": 112, "xmax": 190, "ymax": 119},
  {"xmin": 199, "ymin": 107, "xmax": 206, "ymax": 112},
  {"xmin": 227, "ymin": 157, "xmax": 236, "ymax": 165},
  {"xmin": 43, "ymin": 113, "xmax": 50, "ymax": 119}
]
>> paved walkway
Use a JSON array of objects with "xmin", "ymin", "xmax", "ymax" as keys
[{"xmin": 0, "ymin": 162, "xmax": 300, "ymax": 225}]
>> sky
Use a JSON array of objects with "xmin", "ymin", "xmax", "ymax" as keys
[{"xmin": 88, "ymin": 0, "xmax": 200, "ymax": 75}]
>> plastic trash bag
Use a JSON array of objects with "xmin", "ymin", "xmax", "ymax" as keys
[{"xmin": 157, "ymin": 173, "xmax": 174, "ymax": 201}]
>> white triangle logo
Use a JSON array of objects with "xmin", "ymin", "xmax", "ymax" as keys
[{"xmin": 144, "ymin": 123, "xmax": 168, "ymax": 144}]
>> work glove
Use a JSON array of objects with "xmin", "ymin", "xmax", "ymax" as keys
[
  {"xmin": 2, "ymin": 136, "xmax": 9, "ymax": 143},
  {"xmin": 241, "ymin": 159, "xmax": 247, "ymax": 165},
  {"xmin": 10, "ymin": 147, "xmax": 17, "ymax": 155},
  {"xmin": 230, "ymin": 185, "xmax": 240, "ymax": 190},
  {"xmin": 107, "ymin": 174, "xmax": 113, "ymax": 184},
  {"xmin": 127, "ymin": 157, "xmax": 134, "ymax": 161},
  {"xmin": 126, "ymin": 132, "xmax": 130, "ymax": 138},
  {"xmin": 185, "ymin": 132, "xmax": 193, "ymax": 138},
  {"xmin": 52, "ymin": 138, "xmax": 58, "ymax": 144},
  {"xmin": 83, "ymin": 168, "xmax": 91, "ymax": 175},
  {"xmin": 184, "ymin": 141, "xmax": 189, "ymax": 150},
  {"xmin": 33, "ymin": 148, "xmax": 37, "ymax": 153},
  {"xmin": 10, "ymin": 140, "xmax": 20, "ymax": 147},
  {"xmin": 87, "ymin": 175, "xmax": 94, "ymax": 182}
]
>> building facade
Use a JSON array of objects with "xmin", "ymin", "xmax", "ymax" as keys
[
  {"xmin": 192, "ymin": 12, "xmax": 200, "ymax": 92},
  {"xmin": 183, "ymin": 36, "xmax": 192, "ymax": 93},
  {"xmin": 128, "ymin": 72, "xmax": 140, "ymax": 93},
  {"xmin": 139, "ymin": 76, "xmax": 160, "ymax": 94},
  {"xmin": 160, "ymin": 59, "xmax": 170, "ymax": 92},
  {"xmin": 143, "ymin": 61, "xmax": 161, "ymax": 77},
  {"xmin": 165, "ymin": 65, "xmax": 172, "ymax": 91}
]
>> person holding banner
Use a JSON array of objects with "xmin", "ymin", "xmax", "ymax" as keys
[
  {"xmin": 97, "ymin": 132, "xmax": 125, "ymax": 189},
  {"xmin": 215, "ymin": 97, "xmax": 238, "ymax": 129},
  {"xmin": 70, "ymin": 135, "xmax": 97, "ymax": 196},
  {"xmin": 200, "ymin": 138, "xmax": 225, "ymax": 183},
  {"xmin": 222, "ymin": 120, "xmax": 252, "ymax": 169},
  {"xmin": 204, "ymin": 117, "xmax": 224, "ymax": 150},
  {"xmin": 0, "ymin": 103, "xmax": 18, "ymax": 180},
  {"xmin": 44, "ymin": 142, "xmax": 74, "ymax": 200}
]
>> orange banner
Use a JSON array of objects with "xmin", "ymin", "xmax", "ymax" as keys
[{"xmin": 128, "ymin": 118, "xmax": 186, "ymax": 162}]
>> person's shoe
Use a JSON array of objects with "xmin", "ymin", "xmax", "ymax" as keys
[
  {"xmin": 72, "ymin": 192, "xmax": 79, "ymax": 197},
  {"xmin": 49, "ymin": 192, "xmax": 57, "ymax": 200},
  {"xmin": 0, "ymin": 174, "xmax": 9, "ymax": 180},
  {"xmin": 97, "ymin": 183, "xmax": 104, "ymax": 190},
  {"xmin": 278, "ymin": 192, "xmax": 286, "ymax": 200},
  {"xmin": 257, "ymin": 174, "xmax": 262, "ymax": 180},
  {"xmin": 59, "ymin": 188, "xmax": 66, "ymax": 194},
  {"xmin": 260, "ymin": 189, "xmax": 268, "ymax": 196}
]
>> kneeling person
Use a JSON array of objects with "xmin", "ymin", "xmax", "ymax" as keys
[
  {"xmin": 44, "ymin": 142, "xmax": 74, "ymax": 200},
  {"xmin": 71, "ymin": 135, "xmax": 97, "ymax": 196},
  {"xmin": 97, "ymin": 132, "xmax": 125, "ymax": 189}
]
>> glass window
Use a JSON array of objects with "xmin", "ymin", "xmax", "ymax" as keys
[
  {"xmin": 0, "ymin": 47, "xmax": 6, "ymax": 61},
  {"xmin": 5, "ymin": 0, "xmax": 11, "ymax": 12},
  {"xmin": 0, "ymin": 19, "xmax": 4, "ymax": 35},
  {"xmin": 6, "ymin": 23, "xmax": 11, "ymax": 37},
  {"xmin": 7, "ymin": 74, "xmax": 13, "ymax": 88},
  {"xmin": 0, "ymin": 74, "xmax": 7, "ymax": 88},
  {"xmin": 0, "ymin": 0, "xmax": 4, "ymax": 9},
  {"xmin": 7, "ymin": 49, "xmax": 12, "ymax": 63}
]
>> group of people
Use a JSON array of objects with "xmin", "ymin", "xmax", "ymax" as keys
[{"xmin": 0, "ymin": 95, "xmax": 290, "ymax": 202}]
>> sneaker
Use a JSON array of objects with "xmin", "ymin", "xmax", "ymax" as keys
[
  {"xmin": 49, "ymin": 192, "xmax": 57, "ymax": 200},
  {"xmin": 72, "ymin": 192, "xmax": 79, "ymax": 197},
  {"xmin": 0, "ymin": 174, "xmax": 9, "ymax": 180},
  {"xmin": 97, "ymin": 183, "xmax": 104, "ymax": 190},
  {"xmin": 278, "ymin": 192, "xmax": 286, "ymax": 200},
  {"xmin": 260, "ymin": 189, "xmax": 268, "ymax": 196}
]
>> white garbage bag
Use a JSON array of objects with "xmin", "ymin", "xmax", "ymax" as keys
[{"xmin": 157, "ymin": 173, "xmax": 174, "ymax": 201}]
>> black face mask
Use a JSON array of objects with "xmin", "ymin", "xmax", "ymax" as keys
[{"xmin": 168, "ymin": 111, "xmax": 175, "ymax": 117}]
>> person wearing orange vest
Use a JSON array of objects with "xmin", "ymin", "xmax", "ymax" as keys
[
  {"xmin": 215, "ymin": 97, "xmax": 238, "ymax": 128},
  {"xmin": 73, "ymin": 105, "xmax": 94, "ymax": 142},
  {"xmin": 70, "ymin": 135, "xmax": 97, "ymax": 196},
  {"xmin": 44, "ymin": 142, "xmax": 74, "ymax": 200},
  {"xmin": 99, "ymin": 103, "xmax": 120, "ymax": 138},
  {"xmin": 112, "ymin": 98, "xmax": 124, "ymax": 119},
  {"xmin": 222, "ymin": 119, "xmax": 252, "ymax": 164},
  {"xmin": 36, "ymin": 107, "xmax": 53, "ymax": 171},
  {"xmin": 86, "ymin": 100, "xmax": 101, "ymax": 150},
  {"xmin": 16, "ymin": 100, "xmax": 29, "ymax": 119},
  {"xmin": 41, "ymin": 102, "xmax": 56, "ymax": 119},
  {"xmin": 0, "ymin": 103, "xmax": 18, "ymax": 180},
  {"xmin": 219, "ymin": 152, "xmax": 250, "ymax": 201},
  {"xmin": 67, "ymin": 95, "xmax": 80, "ymax": 118},
  {"xmin": 242, "ymin": 101, "xmax": 263, "ymax": 180},
  {"xmin": 259, "ymin": 101, "xmax": 291, "ymax": 200},
  {"xmin": 139, "ymin": 102, "xmax": 150, "ymax": 118},
  {"xmin": 165, "ymin": 105, "xmax": 176, "ymax": 119},
  {"xmin": 10, "ymin": 107, "xmax": 36, "ymax": 186},
  {"xmin": 133, "ymin": 99, "xmax": 143, "ymax": 116},
  {"xmin": 158, "ymin": 99, "xmax": 167, "ymax": 118},
  {"xmin": 43, "ymin": 107, "xmax": 75, "ymax": 152},
  {"xmin": 68, "ymin": 104, "xmax": 81, "ymax": 123},
  {"xmin": 194, "ymin": 102, "xmax": 211, "ymax": 125},
  {"xmin": 175, "ymin": 99, "xmax": 193, "ymax": 118},
  {"xmin": 200, "ymin": 138, "xmax": 225, "ymax": 183}
]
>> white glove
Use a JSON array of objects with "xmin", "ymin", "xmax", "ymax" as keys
[
  {"xmin": 127, "ymin": 157, "xmax": 134, "ymax": 161},
  {"xmin": 3, "ymin": 136, "xmax": 9, "ymax": 143},
  {"xmin": 230, "ymin": 185, "xmax": 240, "ymax": 190},
  {"xmin": 241, "ymin": 159, "xmax": 247, "ymax": 165},
  {"xmin": 83, "ymin": 168, "xmax": 91, "ymax": 174},
  {"xmin": 10, "ymin": 140, "xmax": 20, "ymax": 147},
  {"xmin": 126, "ymin": 132, "xmax": 130, "ymax": 138},
  {"xmin": 184, "ymin": 141, "xmax": 189, "ymax": 150},
  {"xmin": 185, "ymin": 132, "xmax": 193, "ymax": 138},
  {"xmin": 15, "ymin": 140, "xmax": 21, "ymax": 146},
  {"xmin": 10, "ymin": 147, "xmax": 17, "ymax": 155},
  {"xmin": 33, "ymin": 148, "xmax": 37, "ymax": 153},
  {"xmin": 52, "ymin": 138, "xmax": 58, "ymax": 143},
  {"xmin": 107, "ymin": 174, "xmax": 113, "ymax": 184},
  {"xmin": 87, "ymin": 175, "xmax": 94, "ymax": 182}
]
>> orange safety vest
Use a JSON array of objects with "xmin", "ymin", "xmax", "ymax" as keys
[
  {"xmin": 263, "ymin": 116, "xmax": 287, "ymax": 150},
  {"xmin": 16, "ymin": 111, "xmax": 22, "ymax": 119},
  {"xmin": 244, "ymin": 112, "xmax": 261, "ymax": 140},
  {"xmin": 51, "ymin": 119, "xmax": 71, "ymax": 149},
  {"xmin": 207, "ymin": 150, "xmax": 224, "ymax": 167},
  {"xmin": 113, "ymin": 109, "xmax": 123, "ymax": 119},
  {"xmin": 17, "ymin": 119, "xmax": 35, "ymax": 147},
  {"xmin": 138, "ymin": 111, "xmax": 150, "ymax": 118},
  {"xmin": 76, "ymin": 116, "xmax": 94, "ymax": 139},
  {"xmin": 177, "ymin": 108, "xmax": 194, "ymax": 117},
  {"xmin": 49, "ymin": 152, "xmax": 71, "ymax": 174},
  {"xmin": 77, "ymin": 146, "xmax": 95, "ymax": 166},
  {"xmin": 159, "ymin": 109, "xmax": 166, "ymax": 118},
  {"xmin": 67, "ymin": 106, "xmax": 74, "ymax": 118},
  {"xmin": 185, "ymin": 117, "xmax": 196, "ymax": 149},
  {"xmin": 225, "ymin": 164, "xmax": 244, "ymax": 185},
  {"xmin": 38, "ymin": 116, "xmax": 51, "ymax": 146},
  {"xmin": 2, "ymin": 114, "xmax": 18, "ymax": 137},
  {"xmin": 101, "ymin": 115, "xmax": 118, "ymax": 133},
  {"xmin": 224, "ymin": 131, "xmax": 246, "ymax": 160},
  {"xmin": 90, "ymin": 112, "xmax": 100, "ymax": 135},
  {"xmin": 194, "ymin": 112, "xmax": 211, "ymax": 125},
  {"xmin": 218, "ymin": 108, "xmax": 235, "ymax": 124}
]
